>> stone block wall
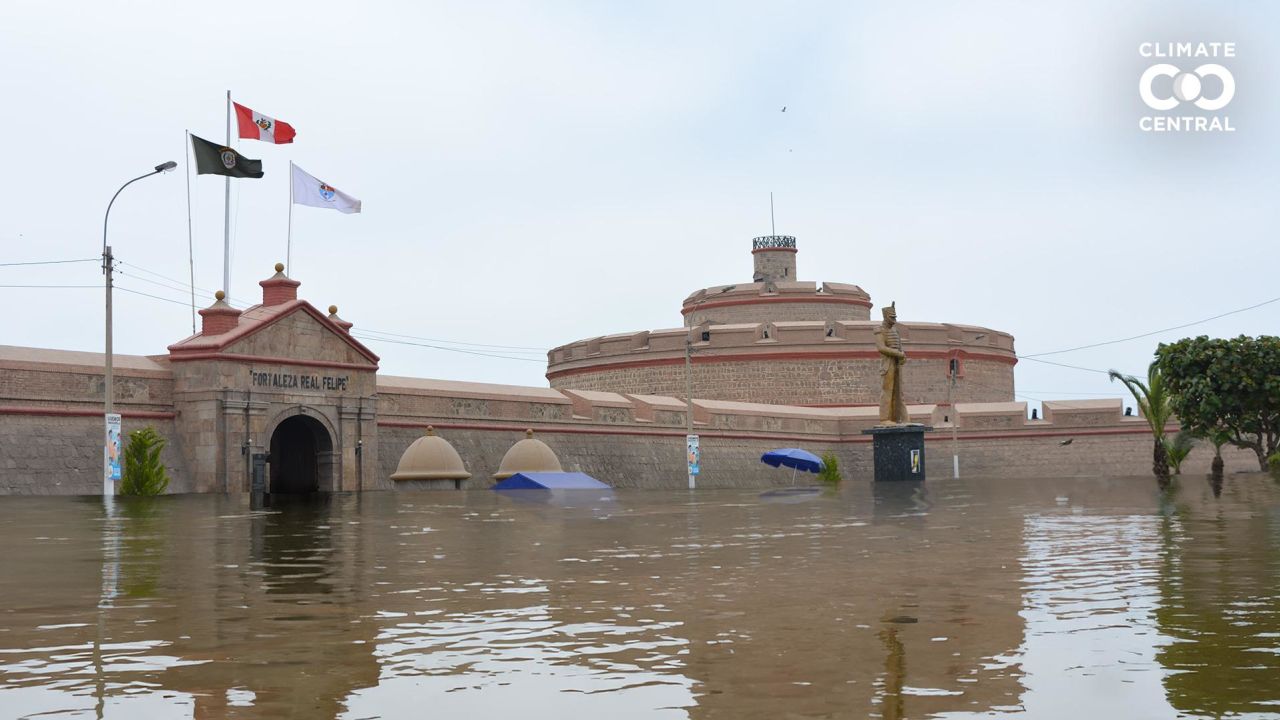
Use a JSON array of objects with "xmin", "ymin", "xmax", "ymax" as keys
[
  {"xmin": 0, "ymin": 412, "xmax": 188, "ymax": 495},
  {"xmin": 549, "ymin": 355, "xmax": 1012, "ymax": 406},
  {"xmin": 376, "ymin": 387, "xmax": 1266, "ymax": 491},
  {"xmin": 2, "ymin": 346, "xmax": 1266, "ymax": 496},
  {"xmin": 548, "ymin": 320, "xmax": 1015, "ymax": 407}
]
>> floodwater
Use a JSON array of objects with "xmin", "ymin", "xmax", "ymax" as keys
[{"xmin": 1, "ymin": 477, "xmax": 1278, "ymax": 720}]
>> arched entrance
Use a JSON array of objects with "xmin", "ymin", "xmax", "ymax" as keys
[{"xmin": 269, "ymin": 414, "xmax": 334, "ymax": 493}]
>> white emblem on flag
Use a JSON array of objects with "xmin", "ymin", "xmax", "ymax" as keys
[
  {"xmin": 220, "ymin": 150, "xmax": 237, "ymax": 169},
  {"xmin": 256, "ymin": 117, "xmax": 272, "ymax": 132},
  {"xmin": 319, "ymin": 183, "xmax": 336, "ymax": 201}
]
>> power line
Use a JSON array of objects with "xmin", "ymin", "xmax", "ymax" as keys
[
  {"xmin": 1021, "ymin": 294, "xmax": 1280, "ymax": 358},
  {"xmin": 0, "ymin": 283, "xmax": 97, "ymax": 288},
  {"xmin": 117, "ymin": 268, "xmax": 208, "ymax": 298},
  {"xmin": 1018, "ymin": 356, "xmax": 1111, "ymax": 375},
  {"xmin": 0, "ymin": 258, "xmax": 97, "ymax": 267},
  {"xmin": 116, "ymin": 285, "xmax": 194, "ymax": 307},
  {"xmin": 106, "ymin": 277, "xmax": 548, "ymax": 363},
  {"xmin": 119, "ymin": 260, "xmax": 550, "ymax": 353},
  {"xmin": 119, "ymin": 261, "xmax": 220, "ymax": 298},
  {"xmin": 355, "ymin": 327, "xmax": 547, "ymax": 353},
  {"xmin": 351, "ymin": 332, "xmax": 546, "ymax": 363}
]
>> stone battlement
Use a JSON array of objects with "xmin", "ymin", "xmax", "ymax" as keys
[
  {"xmin": 379, "ymin": 375, "xmax": 1132, "ymax": 438},
  {"xmin": 546, "ymin": 319, "xmax": 1016, "ymax": 407},
  {"xmin": 682, "ymin": 281, "xmax": 873, "ymax": 326}
]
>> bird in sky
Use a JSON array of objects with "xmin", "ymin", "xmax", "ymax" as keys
[{"xmin": 781, "ymin": 106, "xmax": 786, "ymax": 112}]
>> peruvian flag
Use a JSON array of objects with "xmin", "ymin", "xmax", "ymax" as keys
[{"xmin": 233, "ymin": 101, "xmax": 296, "ymax": 144}]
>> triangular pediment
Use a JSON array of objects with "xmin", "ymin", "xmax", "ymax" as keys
[{"xmin": 220, "ymin": 305, "xmax": 378, "ymax": 367}]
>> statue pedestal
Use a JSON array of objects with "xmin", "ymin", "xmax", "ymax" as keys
[{"xmin": 861, "ymin": 425, "xmax": 933, "ymax": 482}]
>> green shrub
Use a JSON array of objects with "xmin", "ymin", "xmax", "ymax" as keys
[
  {"xmin": 120, "ymin": 427, "xmax": 170, "ymax": 496},
  {"xmin": 1165, "ymin": 430, "xmax": 1195, "ymax": 475},
  {"xmin": 1269, "ymin": 452, "xmax": 1280, "ymax": 481},
  {"xmin": 817, "ymin": 452, "xmax": 842, "ymax": 485}
]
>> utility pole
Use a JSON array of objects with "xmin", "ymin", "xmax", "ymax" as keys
[
  {"xmin": 949, "ymin": 358, "xmax": 959, "ymax": 479},
  {"xmin": 685, "ymin": 335, "xmax": 696, "ymax": 490}
]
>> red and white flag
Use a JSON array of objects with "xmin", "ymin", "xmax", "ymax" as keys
[{"xmin": 233, "ymin": 101, "xmax": 296, "ymax": 144}]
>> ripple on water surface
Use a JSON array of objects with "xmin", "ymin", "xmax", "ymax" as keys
[{"xmin": 0, "ymin": 477, "xmax": 1276, "ymax": 719}]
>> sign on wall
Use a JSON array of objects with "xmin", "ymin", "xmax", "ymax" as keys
[
  {"xmin": 250, "ymin": 370, "xmax": 349, "ymax": 392},
  {"xmin": 687, "ymin": 434, "xmax": 701, "ymax": 476},
  {"xmin": 104, "ymin": 413, "xmax": 122, "ymax": 496}
]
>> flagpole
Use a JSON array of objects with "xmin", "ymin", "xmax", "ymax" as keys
[
  {"xmin": 223, "ymin": 90, "xmax": 232, "ymax": 300},
  {"xmin": 184, "ymin": 129, "xmax": 196, "ymax": 334},
  {"xmin": 287, "ymin": 161, "xmax": 293, "ymax": 276}
]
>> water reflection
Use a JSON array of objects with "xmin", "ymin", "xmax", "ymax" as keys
[
  {"xmin": 0, "ymin": 477, "xmax": 1275, "ymax": 718},
  {"xmin": 1156, "ymin": 481, "xmax": 1280, "ymax": 717}
]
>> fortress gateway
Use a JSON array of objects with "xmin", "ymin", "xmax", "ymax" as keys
[{"xmin": 0, "ymin": 242, "xmax": 1258, "ymax": 494}]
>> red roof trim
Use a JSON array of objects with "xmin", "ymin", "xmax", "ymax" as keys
[
  {"xmin": 547, "ymin": 349, "xmax": 1017, "ymax": 379},
  {"xmin": 377, "ymin": 420, "xmax": 1157, "ymax": 444},
  {"xmin": 681, "ymin": 295, "xmax": 872, "ymax": 314},
  {"xmin": 168, "ymin": 300, "xmax": 379, "ymax": 364},
  {"xmin": 0, "ymin": 405, "xmax": 176, "ymax": 420},
  {"xmin": 167, "ymin": 352, "xmax": 377, "ymax": 371}
]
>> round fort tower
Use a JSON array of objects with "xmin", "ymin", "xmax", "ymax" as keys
[{"xmin": 547, "ymin": 236, "xmax": 1016, "ymax": 407}]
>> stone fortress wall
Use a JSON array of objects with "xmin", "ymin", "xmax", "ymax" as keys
[
  {"xmin": 1, "ymin": 344, "xmax": 1261, "ymax": 495},
  {"xmin": 547, "ymin": 321, "xmax": 1016, "ymax": 406},
  {"xmin": 0, "ymin": 242, "xmax": 1264, "ymax": 495}
]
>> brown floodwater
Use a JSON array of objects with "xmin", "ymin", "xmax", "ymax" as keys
[{"xmin": 0, "ymin": 476, "xmax": 1277, "ymax": 719}]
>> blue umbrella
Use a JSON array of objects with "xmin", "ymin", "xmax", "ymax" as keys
[{"xmin": 760, "ymin": 448, "xmax": 825, "ymax": 484}]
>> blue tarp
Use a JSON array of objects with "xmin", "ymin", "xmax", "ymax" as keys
[{"xmin": 492, "ymin": 472, "xmax": 610, "ymax": 490}]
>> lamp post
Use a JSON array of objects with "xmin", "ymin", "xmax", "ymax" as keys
[{"xmin": 102, "ymin": 161, "xmax": 177, "ymax": 497}]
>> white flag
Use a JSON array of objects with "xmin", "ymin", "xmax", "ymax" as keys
[{"xmin": 291, "ymin": 164, "xmax": 361, "ymax": 214}]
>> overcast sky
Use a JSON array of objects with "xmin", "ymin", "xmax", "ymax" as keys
[{"xmin": 2, "ymin": 1, "xmax": 1276, "ymax": 409}]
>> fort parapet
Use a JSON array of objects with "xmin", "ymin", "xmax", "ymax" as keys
[{"xmin": 547, "ymin": 319, "xmax": 1015, "ymax": 406}]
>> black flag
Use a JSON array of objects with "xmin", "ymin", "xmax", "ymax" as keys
[{"xmin": 190, "ymin": 134, "xmax": 264, "ymax": 178}]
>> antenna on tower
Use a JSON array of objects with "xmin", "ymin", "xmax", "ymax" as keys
[{"xmin": 770, "ymin": 192, "xmax": 776, "ymax": 236}]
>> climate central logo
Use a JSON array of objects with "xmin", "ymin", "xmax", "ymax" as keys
[
  {"xmin": 1138, "ymin": 42, "xmax": 1236, "ymax": 132},
  {"xmin": 1139, "ymin": 64, "xmax": 1234, "ymax": 110}
]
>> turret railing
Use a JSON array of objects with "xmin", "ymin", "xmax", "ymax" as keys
[{"xmin": 752, "ymin": 235, "xmax": 796, "ymax": 250}]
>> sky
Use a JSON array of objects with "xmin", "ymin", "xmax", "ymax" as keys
[{"xmin": 1, "ymin": 1, "xmax": 1277, "ymax": 410}]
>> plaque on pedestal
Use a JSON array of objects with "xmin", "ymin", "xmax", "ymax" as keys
[{"xmin": 862, "ymin": 425, "xmax": 933, "ymax": 482}]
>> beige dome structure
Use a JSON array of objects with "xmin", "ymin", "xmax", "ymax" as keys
[
  {"xmin": 493, "ymin": 429, "xmax": 563, "ymax": 480},
  {"xmin": 390, "ymin": 426, "xmax": 471, "ymax": 482}
]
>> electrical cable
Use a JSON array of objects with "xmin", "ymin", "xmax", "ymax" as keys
[
  {"xmin": 0, "ymin": 258, "xmax": 98, "ymax": 267},
  {"xmin": 1021, "ymin": 294, "xmax": 1280, "ymax": 358},
  {"xmin": 120, "ymin": 260, "xmax": 550, "ymax": 353},
  {"xmin": 0, "ymin": 283, "xmax": 97, "ymax": 288},
  {"xmin": 1018, "ymin": 356, "xmax": 1111, "ymax": 375},
  {"xmin": 350, "ymin": 332, "xmax": 546, "ymax": 363},
  {"xmin": 116, "ymin": 285, "xmax": 195, "ymax": 307},
  {"xmin": 107, "ymin": 278, "xmax": 547, "ymax": 363}
]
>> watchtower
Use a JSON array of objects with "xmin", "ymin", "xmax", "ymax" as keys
[{"xmin": 752, "ymin": 235, "xmax": 797, "ymax": 283}]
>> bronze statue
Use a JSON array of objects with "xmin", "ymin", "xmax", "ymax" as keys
[{"xmin": 875, "ymin": 302, "xmax": 908, "ymax": 425}]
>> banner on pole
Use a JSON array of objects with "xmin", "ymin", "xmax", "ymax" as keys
[
  {"xmin": 686, "ymin": 434, "xmax": 701, "ymax": 476},
  {"xmin": 104, "ymin": 413, "xmax": 122, "ymax": 494}
]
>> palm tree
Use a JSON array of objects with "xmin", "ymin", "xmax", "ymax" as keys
[
  {"xmin": 1110, "ymin": 361, "xmax": 1175, "ymax": 489},
  {"xmin": 1205, "ymin": 428, "xmax": 1231, "ymax": 497},
  {"xmin": 1165, "ymin": 430, "xmax": 1195, "ymax": 475}
]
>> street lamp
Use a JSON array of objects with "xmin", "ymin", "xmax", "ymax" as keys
[{"xmin": 102, "ymin": 161, "xmax": 176, "ymax": 497}]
